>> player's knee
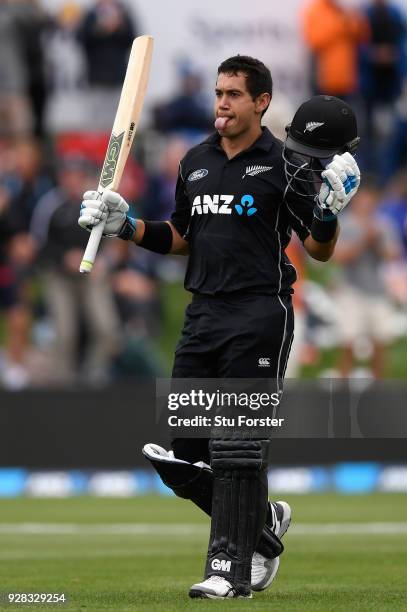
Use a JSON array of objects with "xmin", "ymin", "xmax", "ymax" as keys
[{"xmin": 142, "ymin": 443, "xmax": 213, "ymax": 503}]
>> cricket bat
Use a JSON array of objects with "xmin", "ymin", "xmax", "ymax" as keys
[{"xmin": 79, "ymin": 35, "xmax": 154, "ymax": 274}]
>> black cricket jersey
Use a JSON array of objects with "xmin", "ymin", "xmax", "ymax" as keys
[{"xmin": 170, "ymin": 127, "xmax": 314, "ymax": 296}]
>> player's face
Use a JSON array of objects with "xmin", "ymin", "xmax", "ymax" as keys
[{"xmin": 214, "ymin": 72, "xmax": 268, "ymax": 137}]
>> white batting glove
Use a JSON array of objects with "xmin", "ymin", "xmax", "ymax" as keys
[
  {"xmin": 78, "ymin": 190, "xmax": 130, "ymax": 237},
  {"xmin": 317, "ymin": 152, "xmax": 361, "ymax": 216}
]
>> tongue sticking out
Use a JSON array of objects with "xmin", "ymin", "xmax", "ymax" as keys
[{"xmin": 215, "ymin": 116, "xmax": 230, "ymax": 130}]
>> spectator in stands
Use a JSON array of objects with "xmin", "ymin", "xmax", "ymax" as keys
[
  {"xmin": 1, "ymin": 139, "xmax": 53, "ymax": 244},
  {"xmin": 379, "ymin": 172, "xmax": 407, "ymax": 305},
  {"xmin": 360, "ymin": 0, "xmax": 406, "ymax": 137},
  {"xmin": 380, "ymin": 80, "xmax": 407, "ymax": 184},
  {"xmin": 77, "ymin": 0, "xmax": 136, "ymax": 128},
  {"xmin": 0, "ymin": 186, "xmax": 30, "ymax": 389},
  {"xmin": 112, "ymin": 247, "xmax": 160, "ymax": 336},
  {"xmin": 301, "ymin": 0, "xmax": 370, "ymax": 99},
  {"xmin": 0, "ymin": 139, "xmax": 53, "ymax": 388},
  {"xmin": 30, "ymin": 156, "xmax": 121, "ymax": 385},
  {"xmin": 0, "ymin": 0, "xmax": 31, "ymax": 136},
  {"xmin": 10, "ymin": 0, "xmax": 49, "ymax": 137},
  {"xmin": 110, "ymin": 245, "xmax": 163, "ymax": 379},
  {"xmin": 143, "ymin": 137, "xmax": 190, "ymax": 221},
  {"xmin": 45, "ymin": 2, "xmax": 86, "ymax": 93},
  {"xmin": 77, "ymin": 0, "xmax": 136, "ymax": 87},
  {"xmin": 333, "ymin": 184, "xmax": 401, "ymax": 378},
  {"xmin": 153, "ymin": 62, "xmax": 212, "ymax": 134},
  {"xmin": 380, "ymin": 173, "xmax": 407, "ymax": 259},
  {"xmin": 44, "ymin": 3, "xmax": 88, "ymax": 132}
]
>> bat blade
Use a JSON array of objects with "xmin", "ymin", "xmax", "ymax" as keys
[{"xmin": 79, "ymin": 35, "xmax": 154, "ymax": 274}]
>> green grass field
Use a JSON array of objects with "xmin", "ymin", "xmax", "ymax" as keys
[{"xmin": 0, "ymin": 494, "xmax": 406, "ymax": 611}]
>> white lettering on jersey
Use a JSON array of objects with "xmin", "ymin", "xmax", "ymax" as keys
[{"xmin": 191, "ymin": 195, "xmax": 233, "ymax": 216}]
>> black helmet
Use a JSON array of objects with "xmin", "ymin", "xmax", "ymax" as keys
[{"xmin": 283, "ymin": 95, "xmax": 360, "ymax": 198}]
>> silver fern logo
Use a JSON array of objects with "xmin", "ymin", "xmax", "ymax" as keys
[
  {"xmin": 304, "ymin": 121, "xmax": 325, "ymax": 133},
  {"xmin": 242, "ymin": 165, "xmax": 273, "ymax": 179}
]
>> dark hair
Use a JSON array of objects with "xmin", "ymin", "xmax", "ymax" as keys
[{"xmin": 217, "ymin": 55, "xmax": 272, "ymax": 114}]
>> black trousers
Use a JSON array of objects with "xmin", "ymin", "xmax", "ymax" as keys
[
  {"xmin": 169, "ymin": 293, "xmax": 293, "ymax": 590},
  {"xmin": 171, "ymin": 292, "xmax": 294, "ymax": 462}
]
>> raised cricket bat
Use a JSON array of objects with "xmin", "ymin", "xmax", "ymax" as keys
[{"xmin": 79, "ymin": 35, "xmax": 154, "ymax": 274}]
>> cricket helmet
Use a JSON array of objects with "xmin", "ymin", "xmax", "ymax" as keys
[{"xmin": 282, "ymin": 95, "xmax": 360, "ymax": 198}]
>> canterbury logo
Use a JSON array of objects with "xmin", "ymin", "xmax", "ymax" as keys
[
  {"xmin": 258, "ymin": 357, "xmax": 271, "ymax": 367},
  {"xmin": 242, "ymin": 165, "xmax": 273, "ymax": 179},
  {"xmin": 211, "ymin": 559, "xmax": 231, "ymax": 572},
  {"xmin": 304, "ymin": 121, "xmax": 325, "ymax": 133}
]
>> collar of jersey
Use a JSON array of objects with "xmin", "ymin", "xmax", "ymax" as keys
[{"xmin": 203, "ymin": 126, "xmax": 275, "ymax": 154}]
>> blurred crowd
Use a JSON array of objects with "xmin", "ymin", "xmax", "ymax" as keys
[{"xmin": 0, "ymin": 0, "xmax": 407, "ymax": 388}]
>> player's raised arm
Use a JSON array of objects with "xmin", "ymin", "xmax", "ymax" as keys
[{"xmin": 282, "ymin": 95, "xmax": 361, "ymax": 262}]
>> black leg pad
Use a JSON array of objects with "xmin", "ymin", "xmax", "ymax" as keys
[
  {"xmin": 205, "ymin": 438, "xmax": 270, "ymax": 594},
  {"xmin": 142, "ymin": 442, "xmax": 283, "ymax": 561}
]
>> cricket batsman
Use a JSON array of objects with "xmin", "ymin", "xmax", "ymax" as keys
[{"xmin": 78, "ymin": 56, "xmax": 361, "ymax": 598}]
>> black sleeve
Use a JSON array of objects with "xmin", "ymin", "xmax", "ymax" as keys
[
  {"xmin": 169, "ymin": 163, "xmax": 191, "ymax": 239},
  {"xmin": 283, "ymin": 191, "xmax": 315, "ymax": 243}
]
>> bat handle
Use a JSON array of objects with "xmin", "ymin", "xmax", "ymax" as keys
[{"xmin": 79, "ymin": 219, "xmax": 106, "ymax": 274}]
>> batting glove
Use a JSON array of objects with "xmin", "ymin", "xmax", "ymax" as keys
[
  {"xmin": 78, "ymin": 190, "xmax": 136, "ymax": 240},
  {"xmin": 315, "ymin": 152, "xmax": 360, "ymax": 219}
]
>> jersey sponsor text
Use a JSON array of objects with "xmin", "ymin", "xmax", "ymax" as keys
[{"xmin": 191, "ymin": 195, "xmax": 234, "ymax": 216}]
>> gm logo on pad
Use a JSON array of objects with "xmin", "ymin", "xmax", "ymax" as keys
[{"xmin": 211, "ymin": 559, "xmax": 231, "ymax": 572}]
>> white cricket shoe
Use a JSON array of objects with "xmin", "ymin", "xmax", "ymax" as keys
[
  {"xmin": 251, "ymin": 500, "xmax": 292, "ymax": 591},
  {"xmin": 189, "ymin": 576, "xmax": 252, "ymax": 599}
]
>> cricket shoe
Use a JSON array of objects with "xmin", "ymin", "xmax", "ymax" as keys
[
  {"xmin": 251, "ymin": 500, "xmax": 292, "ymax": 591},
  {"xmin": 189, "ymin": 576, "xmax": 252, "ymax": 599}
]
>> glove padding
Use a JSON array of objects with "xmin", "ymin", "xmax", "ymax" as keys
[
  {"xmin": 317, "ymin": 152, "xmax": 360, "ymax": 216},
  {"xmin": 78, "ymin": 189, "xmax": 129, "ymax": 237}
]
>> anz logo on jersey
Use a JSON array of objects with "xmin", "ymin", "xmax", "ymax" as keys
[{"xmin": 191, "ymin": 194, "xmax": 257, "ymax": 217}]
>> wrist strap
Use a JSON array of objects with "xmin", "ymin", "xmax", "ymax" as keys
[
  {"xmin": 118, "ymin": 216, "xmax": 137, "ymax": 241},
  {"xmin": 311, "ymin": 214, "xmax": 338, "ymax": 243}
]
